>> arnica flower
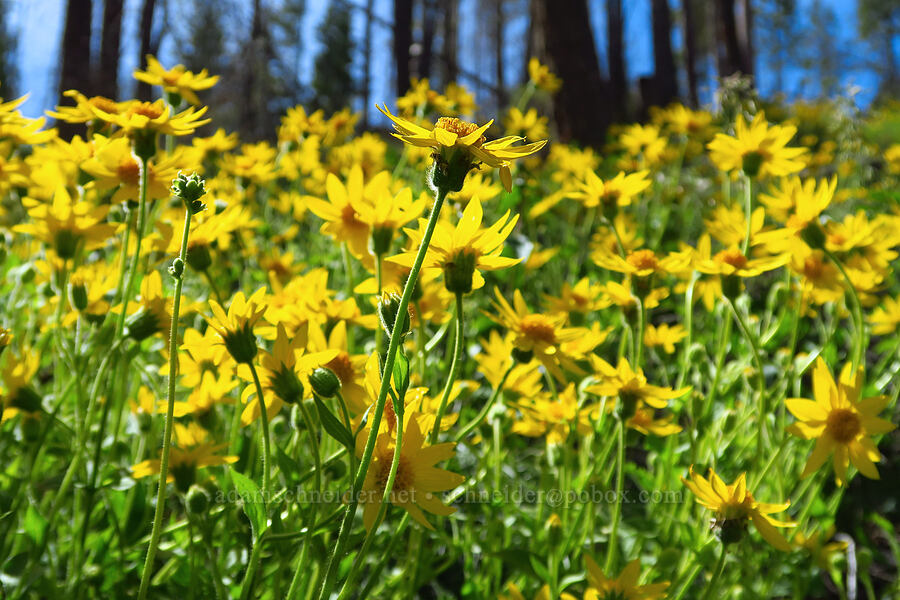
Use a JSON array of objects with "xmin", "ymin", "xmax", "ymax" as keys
[
  {"xmin": 527, "ymin": 57, "xmax": 562, "ymax": 93},
  {"xmin": 619, "ymin": 124, "xmax": 667, "ymax": 168},
  {"xmin": 81, "ymin": 135, "xmax": 182, "ymax": 203},
  {"xmin": 693, "ymin": 245, "xmax": 788, "ymax": 299},
  {"xmin": 643, "ymin": 323, "xmax": 687, "ymax": 354},
  {"xmin": 509, "ymin": 383, "xmax": 595, "ymax": 445},
  {"xmin": 241, "ymin": 324, "xmax": 339, "ymax": 425},
  {"xmin": 131, "ymin": 422, "xmax": 237, "ymax": 493},
  {"xmin": 91, "ymin": 98, "xmax": 210, "ymax": 137},
  {"xmin": 358, "ymin": 414, "xmax": 464, "ymax": 531},
  {"xmin": 306, "ymin": 166, "xmax": 390, "ymax": 259},
  {"xmin": 47, "ymin": 90, "xmax": 129, "ymax": 125},
  {"xmin": 207, "ymin": 288, "xmax": 268, "ymax": 364},
  {"xmin": 682, "ymin": 467, "xmax": 795, "ymax": 550},
  {"xmin": 1, "ymin": 348, "xmax": 42, "ymax": 422},
  {"xmin": 170, "ymin": 372, "xmax": 236, "ymax": 418},
  {"xmin": 587, "ymin": 357, "xmax": 690, "ymax": 418},
  {"xmin": 487, "ymin": 289, "xmax": 604, "ymax": 381},
  {"xmin": 133, "ymin": 55, "xmax": 220, "ymax": 106},
  {"xmin": 388, "ymin": 196, "xmax": 519, "ymax": 295},
  {"xmin": 503, "ymin": 107, "xmax": 549, "ymax": 142},
  {"xmin": 377, "ymin": 104, "xmax": 547, "ymax": 192},
  {"xmin": 707, "ymin": 113, "xmax": 808, "ymax": 178},
  {"xmin": 793, "ymin": 526, "xmax": 847, "ymax": 570},
  {"xmin": 354, "ymin": 186, "xmax": 427, "ymax": 257},
  {"xmin": 870, "ymin": 295, "xmax": 900, "ymax": 335},
  {"xmin": 14, "ymin": 186, "xmax": 119, "ymax": 259},
  {"xmin": 626, "ymin": 403, "xmax": 682, "ymax": 436},
  {"xmin": 569, "ymin": 169, "xmax": 651, "ymax": 219},
  {"xmin": 584, "ymin": 555, "xmax": 669, "ymax": 600},
  {"xmin": 758, "ymin": 176, "xmax": 836, "ymax": 249},
  {"xmin": 499, "ymin": 582, "xmax": 575, "ymax": 600},
  {"xmin": 307, "ymin": 321, "xmax": 368, "ymax": 414},
  {"xmin": 119, "ymin": 271, "xmax": 172, "ymax": 342},
  {"xmin": 786, "ymin": 358, "xmax": 895, "ymax": 486}
]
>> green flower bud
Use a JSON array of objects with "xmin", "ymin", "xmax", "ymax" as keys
[
  {"xmin": 171, "ymin": 172, "xmax": 208, "ymax": 213},
  {"xmin": 186, "ymin": 484, "xmax": 210, "ymax": 516},
  {"xmin": 54, "ymin": 229, "xmax": 80, "ymax": 260},
  {"xmin": 721, "ymin": 274, "xmax": 743, "ymax": 301},
  {"xmin": 370, "ymin": 226, "xmax": 394, "ymax": 257},
  {"xmin": 169, "ymin": 258, "xmax": 185, "ymax": 280},
  {"xmin": 186, "ymin": 244, "xmax": 212, "ymax": 272},
  {"xmin": 309, "ymin": 367, "xmax": 341, "ymax": 398},
  {"xmin": 69, "ymin": 280, "xmax": 89, "ymax": 311},
  {"xmin": 126, "ymin": 308, "xmax": 164, "ymax": 342},
  {"xmin": 378, "ymin": 292, "xmax": 411, "ymax": 339},
  {"xmin": 132, "ymin": 130, "xmax": 157, "ymax": 162}
]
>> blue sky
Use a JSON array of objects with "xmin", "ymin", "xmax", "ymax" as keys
[{"xmin": 5, "ymin": 0, "xmax": 880, "ymax": 121}]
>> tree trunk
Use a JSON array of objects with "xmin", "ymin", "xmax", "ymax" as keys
[
  {"xmin": 136, "ymin": 0, "xmax": 157, "ymax": 100},
  {"xmin": 58, "ymin": 0, "xmax": 93, "ymax": 139},
  {"xmin": 607, "ymin": 0, "xmax": 626, "ymax": 121},
  {"xmin": 737, "ymin": 0, "xmax": 754, "ymax": 76},
  {"xmin": 682, "ymin": 0, "xmax": 699, "ymax": 106},
  {"xmin": 98, "ymin": 0, "xmax": 124, "ymax": 99},
  {"xmin": 441, "ymin": 0, "xmax": 459, "ymax": 84},
  {"xmin": 494, "ymin": 0, "xmax": 505, "ymax": 108},
  {"xmin": 715, "ymin": 0, "xmax": 743, "ymax": 78},
  {"xmin": 393, "ymin": 0, "xmax": 413, "ymax": 96},
  {"xmin": 363, "ymin": 0, "xmax": 373, "ymax": 127},
  {"xmin": 532, "ymin": 0, "xmax": 610, "ymax": 147},
  {"xmin": 419, "ymin": 0, "xmax": 437, "ymax": 81},
  {"xmin": 651, "ymin": 0, "xmax": 678, "ymax": 107}
]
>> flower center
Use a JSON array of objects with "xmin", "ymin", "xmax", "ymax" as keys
[
  {"xmin": 132, "ymin": 102, "xmax": 165, "ymax": 120},
  {"xmin": 435, "ymin": 117, "xmax": 483, "ymax": 144},
  {"xmin": 117, "ymin": 158, "xmax": 141, "ymax": 186},
  {"xmin": 714, "ymin": 248, "xmax": 748, "ymax": 269},
  {"xmin": 375, "ymin": 453, "xmax": 412, "ymax": 495},
  {"xmin": 626, "ymin": 249, "xmax": 659, "ymax": 271},
  {"xmin": 519, "ymin": 315, "xmax": 557, "ymax": 345},
  {"xmin": 826, "ymin": 408, "xmax": 861, "ymax": 443},
  {"xmin": 90, "ymin": 96, "xmax": 119, "ymax": 114},
  {"xmin": 326, "ymin": 352, "xmax": 354, "ymax": 384},
  {"xmin": 802, "ymin": 256, "xmax": 826, "ymax": 280}
]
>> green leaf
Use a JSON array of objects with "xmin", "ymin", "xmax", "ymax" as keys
[
  {"xmin": 313, "ymin": 394, "xmax": 355, "ymax": 450},
  {"xmin": 392, "ymin": 349, "xmax": 410, "ymax": 403},
  {"xmin": 231, "ymin": 470, "xmax": 267, "ymax": 540},
  {"xmin": 529, "ymin": 553, "xmax": 550, "ymax": 583},
  {"xmin": 24, "ymin": 505, "xmax": 47, "ymax": 546}
]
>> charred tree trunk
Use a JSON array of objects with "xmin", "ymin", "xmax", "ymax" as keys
[
  {"xmin": 737, "ymin": 0, "xmax": 754, "ymax": 76},
  {"xmin": 136, "ymin": 0, "xmax": 158, "ymax": 100},
  {"xmin": 419, "ymin": 0, "xmax": 437, "ymax": 81},
  {"xmin": 394, "ymin": 0, "xmax": 413, "ymax": 96},
  {"xmin": 682, "ymin": 0, "xmax": 699, "ymax": 106},
  {"xmin": 607, "ymin": 0, "xmax": 626, "ymax": 121},
  {"xmin": 442, "ymin": 0, "xmax": 459, "ymax": 83},
  {"xmin": 715, "ymin": 0, "xmax": 743, "ymax": 78},
  {"xmin": 494, "ymin": 0, "xmax": 506, "ymax": 108},
  {"xmin": 532, "ymin": 0, "xmax": 610, "ymax": 147},
  {"xmin": 651, "ymin": 0, "xmax": 678, "ymax": 107},
  {"xmin": 98, "ymin": 0, "xmax": 123, "ymax": 99},
  {"xmin": 58, "ymin": 0, "xmax": 93, "ymax": 138}
]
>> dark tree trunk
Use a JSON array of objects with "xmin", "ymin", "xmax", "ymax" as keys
[
  {"xmin": 58, "ymin": 0, "xmax": 93, "ymax": 139},
  {"xmin": 532, "ymin": 0, "xmax": 610, "ymax": 147},
  {"xmin": 607, "ymin": 0, "xmax": 626, "ymax": 121},
  {"xmin": 494, "ymin": 0, "xmax": 505, "ymax": 108},
  {"xmin": 363, "ymin": 0, "xmax": 373, "ymax": 126},
  {"xmin": 98, "ymin": 0, "xmax": 124, "ymax": 99},
  {"xmin": 651, "ymin": 0, "xmax": 678, "ymax": 107},
  {"xmin": 419, "ymin": 0, "xmax": 437, "ymax": 81},
  {"xmin": 136, "ymin": 0, "xmax": 158, "ymax": 100},
  {"xmin": 737, "ymin": 0, "xmax": 754, "ymax": 76},
  {"xmin": 441, "ymin": 0, "xmax": 458, "ymax": 83},
  {"xmin": 682, "ymin": 0, "xmax": 699, "ymax": 106},
  {"xmin": 394, "ymin": 0, "xmax": 413, "ymax": 96},
  {"xmin": 715, "ymin": 0, "xmax": 743, "ymax": 78}
]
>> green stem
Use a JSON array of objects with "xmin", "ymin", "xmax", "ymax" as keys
[
  {"xmin": 136, "ymin": 203, "xmax": 193, "ymax": 600},
  {"xmin": 741, "ymin": 174, "xmax": 753, "ymax": 255},
  {"xmin": 429, "ymin": 292, "xmax": 464, "ymax": 442},
  {"xmin": 604, "ymin": 418, "xmax": 625, "ymax": 572},
  {"xmin": 454, "ymin": 363, "xmax": 513, "ymax": 443},
  {"xmin": 701, "ymin": 545, "xmax": 728, "ymax": 600},
  {"xmin": 316, "ymin": 186, "xmax": 448, "ymax": 600},
  {"xmin": 117, "ymin": 156, "xmax": 150, "ymax": 339},
  {"xmin": 248, "ymin": 361, "xmax": 272, "ymax": 510},
  {"xmin": 375, "ymin": 253, "xmax": 384, "ymax": 352},
  {"xmin": 824, "ymin": 248, "xmax": 866, "ymax": 371},
  {"xmin": 286, "ymin": 401, "xmax": 323, "ymax": 600},
  {"xmin": 726, "ymin": 298, "xmax": 768, "ymax": 470}
]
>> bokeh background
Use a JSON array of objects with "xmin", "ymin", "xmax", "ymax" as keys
[{"xmin": 3, "ymin": 0, "xmax": 900, "ymax": 140}]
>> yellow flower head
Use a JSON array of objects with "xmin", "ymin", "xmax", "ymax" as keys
[
  {"xmin": 584, "ymin": 555, "xmax": 669, "ymax": 600},
  {"xmin": 377, "ymin": 104, "xmax": 546, "ymax": 192},
  {"xmin": 388, "ymin": 196, "xmax": 519, "ymax": 295},
  {"xmin": 570, "ymin": 170, "xmax": 651, "ymax": 214},
  {"xmin": 134, "ymin": 55, "xmax": 219, "ymax": 105},
  {"xmin": 92, "ymin": 98, "xmax": 210, "ymax": 137},
  {"xmin": 587, "ymin": 357, "xmax": 690, "ymax": 412},
  {"xmin": 131, "ymin": 423, "xmax": 237, "ymax": 492},
  {"xmin": 527, "ymin": 57, "xmax": 562, "ymax": 93},
  {"xmin": 786, "ymin": 358, "xmax": 896, "ymax": 486},
  {"xmin": 707, "ymin": 113, "xmax": 808, "ymax": 178},
  {"xmin": 682, "ymin": 467, "xmax": 795, "ymax": 550},
  {"xmin": 207, "ymin": 288, "xmax": 268, "ymax": 364},
  {"xmin": 47, "ymin": 90, "xmax": 131, "ymax": 125}
]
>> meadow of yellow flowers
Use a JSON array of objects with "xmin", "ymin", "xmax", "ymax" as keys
[{"xmin": 0, "ymin": 56, "xmax": 898, "ymax": 599}]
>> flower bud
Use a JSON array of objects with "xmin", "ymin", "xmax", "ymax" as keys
[
  {"xmin": 309, "ymin": 367, "xmax": 341, "ymax": 398},
  {"xmin": 370, "ymin": 226, "xmax": 394, "ymax": 257},
  {"xmin": 172, "ymin": 172, "xmax": 208, "ymax": 213},
  {"xmin": 69, "ymin": 280, "xmax": 89, "ymax": 312},
  {"xmin": 378, "ymin": 292, "xmax": 411, "ymax": 339},
  {"xmin": 169, "ymin": 258, "xmax": 185, "ymax": 280},
  {"xmin": 186, "ymin": 244, "xmax": 212, "ymax": 272},
  {"xmin": 132, "ymin": 130, "xmax": 157, "ymax": 162},
  {"xmin": 186, "ymin": 484, "xmax": 210, "ymax": 516},
  {"xmin": 126, "ymin": 309, "xmax": 164, "ymax": 342},
  {"xmin": 54, "ymin": 229, "xmax": 80, "ymax": 260}
]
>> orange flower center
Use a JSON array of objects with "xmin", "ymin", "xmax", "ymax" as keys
[
  {"xmin": 519, "ymin": 315, "xmax": 557, "ymax": 345},
  {"xmin": 162, "ymin": 73, "xmax": 181, "ymax": 86},
  {"xmin": 435, "ymin": 117, "xmax": 484, "ymax": 144},
  {"xmin": 375, "ymin": 453, "xmax": 412, "ymax": 494},
  {"xmin": 89, "ymin": 96, "xmax": 120, "ymax": 114},
  {"xmin": 828, "ymin": 233, "xmax": 846, "ymax": 246},
  {"xmin": 326, "ymin": 352, "xmax": 354, "ymax": 384},
  {"xmin": 340, "ymin": 204, "xmax": 364, "ymax": 228},
  {"xmin": 132, "ymin": 102, "xmax": 165, "ymax": 120},
  {"xmin": 826, "ymin": 408, "xmax": 860, "ymax": 443},
  {"xmin": 802, "ymin": 256, "xmax": 826, "ymax": 280},
  {"xmin": 626, "ymin": 249, "xmax": 659, "ymax": 271},
  {"xmin": 117, "ymin": 158, "xmax": 141, "ymax": 186},
  {"xmin": 714, "ymin": 248, "xmax": 748, "ymax": 269}
]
